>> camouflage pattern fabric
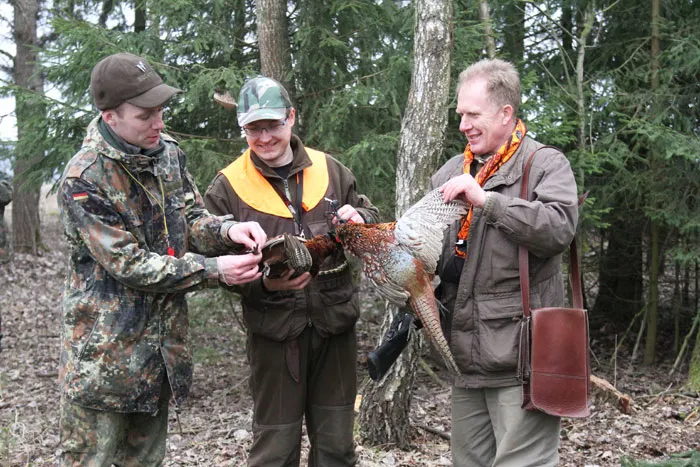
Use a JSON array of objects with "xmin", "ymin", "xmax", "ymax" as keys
[
  {"xmin": 236, "ymin": 76, "xmax": 292, "ymax": 127},
  {"xmin": 59, "ymin": 384, "xmax": 169, "ymax": 466},
  {"xmin": 0, "ymin": 172, "xmax": 11, "ymax": 263},
  {"xmin": 58, "ymin": 116, "xmax": 240, "ymax": 413}
]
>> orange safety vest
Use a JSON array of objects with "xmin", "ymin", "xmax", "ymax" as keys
[{"xmin": 219, "ymin": 147, "xmax": 329, "ymax": 218}]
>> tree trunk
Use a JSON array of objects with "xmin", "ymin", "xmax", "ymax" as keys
[
  {"xmin": 134, "ymin": 0, "xmax": 146, "ymax": 32},
  {"xmin": 592, "ymin": 220, "xmax": 644, "ymax": 325},
  {"xmin": 673, "ymin": 262, "xmax": 681, "ymax": 355},
  {"xmin": 643, "ymin": 0, "xmax": 661, "ymax": 365},
  {"xmin": 358, "ymin": 0, "xmax": 453, "ymax": 448},
  {"xmin": 502, "ymin": 0, "xmax": 524, "ymax": 64},
  {"xmin": 12, "ymin": 0, "xmax": 43, "ymax": 255},
  {"xmin": 688, "ymin": 309, "xmax": 700, "ymax": 391},
  {"xmin": 643, "ymin": 221, "xmax": 660, "ymax": 364},
  {"xmin": 478, "ymin": 0, "xmax": 496, "ymax": 59},
  {"xmin": 99, "ymin": 0, "xmax": 115, "ymax": 28},
  {"xmin": 256, "ymin": 0, "xmax": 295, "ymax": 96},
  {"xmin": 576, "ymin": 4, "xmax": 594, "ymax": 153}
]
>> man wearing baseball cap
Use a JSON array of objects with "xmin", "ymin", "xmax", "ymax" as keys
[
  {"xmin": 57, "ymin": 53, "xmax": 268, "ymax": 465},
  {"xmin": 205, "ymin": 76, "xmax": 379, "ymax": 466}
]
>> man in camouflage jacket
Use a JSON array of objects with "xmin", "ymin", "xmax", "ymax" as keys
[
  {"xmin": 0, "ymin": 170, "xmax": 11, "ymax": 352},
  {"xmin": 0, "ymin": 171, "xmax": 11, "ymax": 264},
  {"xmin": 57, "ymin": 53, "xmax": 267, "ymax": 466}
]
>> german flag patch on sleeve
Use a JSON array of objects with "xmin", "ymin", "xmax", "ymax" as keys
[{"xmin": 72, "ymin": 192, "xmax": 89, "ymax": 202}]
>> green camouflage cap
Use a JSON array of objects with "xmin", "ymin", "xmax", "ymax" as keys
[{"xmin": 237, "ymin": 77, "xmax": 292, "ymax": 127}]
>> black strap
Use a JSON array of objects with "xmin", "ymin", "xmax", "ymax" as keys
[{"xmin": 268, "ymin": 172, "xmax": 305, "ymax": 237}]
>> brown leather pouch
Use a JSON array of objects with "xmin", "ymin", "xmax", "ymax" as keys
[{"xmin": 520, "ymin": 305, "xmax": 590, "ymax": 417}]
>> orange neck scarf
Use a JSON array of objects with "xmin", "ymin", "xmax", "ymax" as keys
[{"xmin": 455, "ymin": 119, "xmax": 527, "ymax": 258}]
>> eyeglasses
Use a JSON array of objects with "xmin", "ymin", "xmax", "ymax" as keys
[{"xmin": 242, "ymin": 119, "xmax": 288, "ymax": 137}]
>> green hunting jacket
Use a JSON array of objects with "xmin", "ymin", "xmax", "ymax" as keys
[
  {"xmin": 431, "ymin": 136, "xmax": 579, "ymax": 389},
  {"xmin": 204, "ymin": 135, "xmax": 379, "ymax": 341},
  {"xmin": 58, "ymin": 117, "xmax": 241, "ymax": 413}
]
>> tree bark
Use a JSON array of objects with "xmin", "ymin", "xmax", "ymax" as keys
[
  {"xmin": 643, "ymin": 0, "xmax": 661, "ymax": 365},
  {"xmin": 256, "ymin": 0, "xmax": 294, "ymax": 95},
  {"xmin": 12, "ymin": 0, "xmax": 43, "ymax": 255},
  {"xmin": 643, "ymin": 221, "xmax": 660, "ymax": 364},
  {"xmin": 576, "ymin": 4, "xmax": 594, "ymax": 153},
  {"xmin": 478, "ymin": 0, "xmax": 496, "ymax": 59},
  {"xmin": 502, "ymin": 0, "xmax": 524, "ymax": 63},
  {"xmin": 592, "ymin": 220, "xmax": 644, "ymax": 324},
  {"xmin": 358, "ymin": 0, "xmax": 453, "ymax": 448},
  {"xmin": 134, "ymin": 0, "xmax": 146, "ymax": 33}
]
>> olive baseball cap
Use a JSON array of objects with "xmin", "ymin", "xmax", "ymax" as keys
[
  {"xmin": 90, "ymin": 53, "xmax": 183, "ymax": 110},
  {"xmin": 236, "ymin": 77, "xmax": 292, "ymax": 127}
]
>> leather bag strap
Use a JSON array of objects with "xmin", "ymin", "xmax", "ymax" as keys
[{"xmin": 518, "ymin": 146, "xmax": 584, "ymax": 315}]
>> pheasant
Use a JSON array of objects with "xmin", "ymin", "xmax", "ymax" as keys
[{"xmin": 259, "ymin": 188, "xmax": 468, "ymax": 373}]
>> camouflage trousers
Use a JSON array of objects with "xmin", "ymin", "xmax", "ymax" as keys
[
  {"xmin": 0, "ymin": 217, "xmax": 10, "ymax": 263},
  {"xmin": 59, "ymin": 382, "xmax": 171, "ymax": 467}
]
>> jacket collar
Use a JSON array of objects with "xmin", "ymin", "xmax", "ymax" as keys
[
  {"xmin": 250, "ymin": 134, "xmax": 313, "ymax": 179},
  {"xmin": 482, "ymin": 136, "xmax": 536, "ymax": 190},
  {"xmin": 84, "ymin": 116, "xmax": 166, "ymax": 175}
]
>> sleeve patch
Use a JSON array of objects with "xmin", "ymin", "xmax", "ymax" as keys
[{"xmin": 72, "ymin": 192, "xmax": 89, "ymax": 201}]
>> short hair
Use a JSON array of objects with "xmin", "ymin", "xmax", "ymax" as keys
[{"xmin": 457, "ymin": 59, "xmax": 521, "ymax": 116}]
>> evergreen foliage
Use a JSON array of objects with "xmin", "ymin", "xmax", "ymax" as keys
[{"xmin": 1, "ymin": 0, "xmax": 699, "ymax": 369}]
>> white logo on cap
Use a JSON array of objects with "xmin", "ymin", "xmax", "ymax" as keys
[{"xmin": 136, "ymin": 61, "xmax": 147, "ymax": 73}]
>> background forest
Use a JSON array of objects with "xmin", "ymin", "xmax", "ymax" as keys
[{"xmin": 0, "ymin": 0, "xmax": 699, "ymax": 465}]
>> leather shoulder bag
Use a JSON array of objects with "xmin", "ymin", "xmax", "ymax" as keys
[{"xmin": 517, "ymin": 147, "xmax": 591, "ymax": 418}]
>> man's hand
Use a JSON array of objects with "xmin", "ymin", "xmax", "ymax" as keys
[
  {"xmin": 333, "ymin": 204, "xmax": 364, "ymax": 225},
  {"xmin": 228, "ymin": 221, "xmax": 267, "ymax": 251},
  {"xmin": 440, "ymin": 174, "xmax": 487, "ymax": 208},
  {"xmin": 263, "ymin": 269, "xmax": 312, "ymax": 291},
  {"xmin": 217, "ymin": 253, "xmax": 262, "ymax": 286}
]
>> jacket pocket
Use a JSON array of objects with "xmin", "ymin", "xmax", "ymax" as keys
[
  {"xmin": 242, "ymin": 292, "xmax": 298, "ymax": 341},
  {"xmin": 476, "ymin": 293, "xmax": 523, "ymax": 372},
  {"xmin": 312, "ymin": 271, "xmax": 359, "ymax": 336}
]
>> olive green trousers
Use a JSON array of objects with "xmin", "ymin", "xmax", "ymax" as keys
[{"xmin": 247, "ymin": 326, "xmax": 358, "ymax": 466}]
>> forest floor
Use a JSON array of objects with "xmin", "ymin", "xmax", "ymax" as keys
[{"xmin": 0, "ymin": 202, "xmax": 699, "ymax": 466}]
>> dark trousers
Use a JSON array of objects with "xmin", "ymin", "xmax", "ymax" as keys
[{"xmin": 247, "ymin": 326, "xmax": 358, "ymax": 467}]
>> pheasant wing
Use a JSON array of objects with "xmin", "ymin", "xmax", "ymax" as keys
[
  {"xmin": 360, "ymin": 253, "xmax": 410, "ymax": 306},
  {"xmin": 393, "ymin": 188, "xmax": 468, "ymax": 273}
]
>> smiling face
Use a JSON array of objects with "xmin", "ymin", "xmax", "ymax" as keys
[
  {"xmin": 103, "ymin": 102, "xmax": 165, "ymax": 149},
  {"xmin": 456, "ymin": 77, "xmax": 515, "ymax": 157},
  {"xmin": 244, "ymin": 108, "xmax": 296, "ymax": 168}
]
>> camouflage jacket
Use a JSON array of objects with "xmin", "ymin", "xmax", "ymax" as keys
[
  {"xmin": 0, "ymin": 172, "xmax": 11, "ymax": 208},
  {"xmin": 58, "ymin": 117, "xmax": 240, "ymax": 413}
]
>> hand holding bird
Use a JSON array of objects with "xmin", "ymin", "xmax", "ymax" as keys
[{"xmin": 258, "ymin": 188, "xmax": 468, "ymax": 373}]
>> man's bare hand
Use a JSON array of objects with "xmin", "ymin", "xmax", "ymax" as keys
[
  {"xmin": 333, "ymin": 204, "xmax": 364, "ymax": 225},
  {"xmin": 217, "ymin": 253, "xmax": 262, "ymax": 286},
  {"xmin": 263, "ymin": 269, "xmax": 312, "ymax": 291},
  {"xmin": 228, "ymin": 221, "xmax": 267, "ymax": 251},
  {"xmin": 440, "ymin": 174, "xmax": 486, "ymax": 208}
]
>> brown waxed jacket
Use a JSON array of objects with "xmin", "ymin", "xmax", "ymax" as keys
[
  {"xmin": 205, "ymin": 135, "xmax": 379, "ymax": 341},
  {"xmin": 431, "ymin": 136, "xmax": 579, "ymax": 389}
]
